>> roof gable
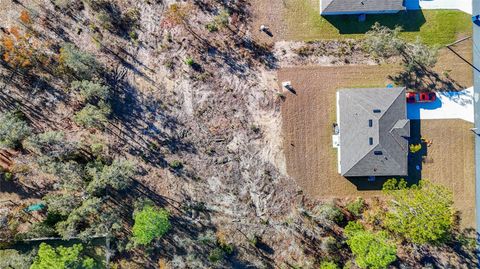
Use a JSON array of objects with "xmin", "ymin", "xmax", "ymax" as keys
[
  {"xmin": 321, "ymin": 0, "xmax": 405, "ymax": 14},
  {"xmin": 338, "ymin": 87, "xmax": 409, "ymax": 177}
]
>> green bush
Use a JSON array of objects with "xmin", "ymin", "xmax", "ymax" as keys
[
  {"xmin": 409, "ymin": 143, "xmax": 422, "ymax": 153},
  {"xmin": 30, "ymin": 243, "xmax": 95, "ymax": 269},
  {"xmin": 320, "ymin": 261, "xmax": 339, "ymax": 269},
  {"xmin": 214, "ymin": 9, "xmax": 230, "ymax": 28},
  {"xmin": 345, "ymin": 221, "xmax": 397, "ymax": 269},
  {"xmin": 314, "ymin": 203, "xmax": 344, "ymax": 224},
  {"xmin": 208, "ymin": 248, "xmax": 224, "ymax": 263},
  {"xmin": 169, "ymin": 160, "xmax": 183, "ymax": 169},
  {"xmin": 132, "ymin": 205, "xmax": 171, "ymax": 245},
  {"xmin": 74, "ymin": 103, "xmax": 111, "ymax": 129},
  {"xmin": 59, "ymin": 43, "xmax": 98, "ymax": 79},
  {"xmin": 346, "ymin": 198, "xmax": 365, "ymax": 218},
  {"xmin": 70, "ymin": 80, "xmax": 109, "ymax": 102},
  {"xmin": 184, "ymin": 57, "xmax": 195, "ymax": 67},
  {"xmin": 0, "ymin": 111, "xmax": 31, "ymax": 149},
  {"xmin": 206, "ymin": 22, "xmax": 218, "ymax": 32}
]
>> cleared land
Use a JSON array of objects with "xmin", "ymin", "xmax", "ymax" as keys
[
  {"xmin": 279, "ymin": 63, "xmax": 475, "ymax": 228},
  {"xmin": 251, "ymin": 0, "xmax": 471, "ymax": 45}
]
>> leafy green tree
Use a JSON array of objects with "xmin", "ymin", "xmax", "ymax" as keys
[
  {"xmin": 319, "ymin": 261, "xmax": 339, "ymax": 269},
  {"xmin": 86, "ymin": 159, "xmax": 135, "ymax": 193},
  {"xmin": 59, "ymin": 43, "xmax": 98, "ymax": 79},
  {"xmin": 132, "ymin": 205, "xmax": 171, "ymax": 245},
  {"xmin": 344, "ymin": 221, "xmax": 397, "ymax": 269},
  {"xmin": 74, "ymin": 103, "xmax": 111, "ymax": 129},
  {"xmin": 70, "ymin": 80, "xmax": 109, "ymax": 102},
  {"xmin": 30, "ymin": 243, "xmax": 95, "ymax": 269},
  {"xmin": 0, "ymin": 111, "xmax": 31, "ymax": 148},
  {"xmin": 382, "ymin": 179, "xmax": 454, "ymax": 244}
]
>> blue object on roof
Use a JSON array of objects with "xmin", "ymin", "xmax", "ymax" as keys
[
  {"xmin": 473, "ymin": 15, "xmax": 480, "ymax": 26},
  {"xmin": 25, "ymin": 203, "xmax": 45, "ymax": 212}
]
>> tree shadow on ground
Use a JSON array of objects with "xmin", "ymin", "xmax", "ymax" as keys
[
  {"xmin": 389, "ymin": 67, "xmax": 465, "ymax": 93},
  {"xmin": 324, "ymin": 10, "xmax": 426, "ymax": 35}
]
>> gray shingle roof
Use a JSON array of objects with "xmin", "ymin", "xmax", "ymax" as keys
[
  {"xmin": 321, "ymin": 0, "xmax": 405, "ymax": 14},
  {"xmin": 338, "ymin": 87, "xmax": 409, "ymax": 177}
]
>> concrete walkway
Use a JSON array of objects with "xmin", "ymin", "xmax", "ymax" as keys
[
  {"xmin": 404, "ymin": 0, "xmax": 472, "ymax": 14},
  {"xmin": 407, "ymin": 87, "xmax": 474, "ymax": 123}
]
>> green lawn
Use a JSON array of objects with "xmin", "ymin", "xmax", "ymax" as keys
[{"xmin": 285, "ymin": 0, "xmax": 472, "ymax": 46}]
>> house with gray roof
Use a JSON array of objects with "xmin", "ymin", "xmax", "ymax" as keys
[
  {"xmin": 336, "ymin": 87, "xmax": 410, "ymax": 177},
  {"xmin": 321, "ymin": 0, "xmax": 405, "ymax": 15}
]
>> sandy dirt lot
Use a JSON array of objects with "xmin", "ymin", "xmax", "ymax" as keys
[{"xmin": 279, "ymin": 65, "xmax": 475, "ymax": 228}]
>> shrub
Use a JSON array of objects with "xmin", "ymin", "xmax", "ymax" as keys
[
  {"xmin": 132, "ymin": 205, "xmax": 171, "ymax": 245},
  {"xmin": 345, "ymin": 221, "xmax": 397, "ymax": 269},
  {"xmin": 214, "ymin": 9, "xmax": 230, "ymax": 28},
  {"xmin": 169, "ymin": 160, "xmax": 183, "ymax": 169},
  {"xmin": 345, "ymin": 198, "xmax": 365, "ymax": 218},
  {"xmin": 206, "ymin": 22, "xmax": 218, "ymax": 32},
  {"xmin": 70, "ymin": 80, "xmax": 109, "ymax": 102},
  {"xmin": 0, "ymin": 111, "xmax": 31, "ymax": 149},
  {"xmin": 208, "ymin": 248, "xmax": 224, "ymax": 263},
  {"xmin": 409, "ymin": 143, "xmax": 422, "ymax": 153},
  {"xmin": 74, "ymin": 103, "xmax": 111, "ymax": 129},
  {"xmin": 184, "ymin": 57, "xmax": 195, "ymax": 67},
  {"xmin": 314, "ymin": 203, "xmax": 344, "ymax": 224},
  {"xmin": 97, "ymin": 10, "xmax": 114, "ymax": 30},
  {"xmin": 59, "ymin": 43, "xmax": 98, "ymax": 79},
  {"xmin": 320, "ymin": 261, "xmax": 339, "ymax": 269}
]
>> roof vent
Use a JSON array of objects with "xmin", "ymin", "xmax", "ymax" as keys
[
  {"xmin": 368, "ymin": 119, "xmax": 373, "ymax": 127},
  {"xmin": 369, "ymin": 137, "xmax": 373, "ymax": 145},
  {"xmin": 373, "ymin": 109, "xmax": 381, "ymax": 113},
  {"xmin": 374, "ymin": 151, "xmax": 383, "ymax": 155}
]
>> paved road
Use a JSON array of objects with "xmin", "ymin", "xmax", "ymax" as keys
[{"xmin": 474, "ymin": 0, "xmax": 480, "ymax": 256}]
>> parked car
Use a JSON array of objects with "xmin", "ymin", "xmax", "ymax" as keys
[{"xmin": 406, "ymin": 92, "xmax": 436, "ymax": 103}]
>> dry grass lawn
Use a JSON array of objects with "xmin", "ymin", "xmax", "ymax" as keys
[
  {"xmin": 279, "ymin": 64, "xmax": 401, "ymax": 199},
  {"xmin": 279, "ymin": 64, "xmax": 475, "ymax": 228},
  {"xmin": 420, "ymin": 120, "xmax": 475, "ymax": 229},
  {"xmin": 249, "ymin": 0, "xmax": 471, "ymax": 46}
]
